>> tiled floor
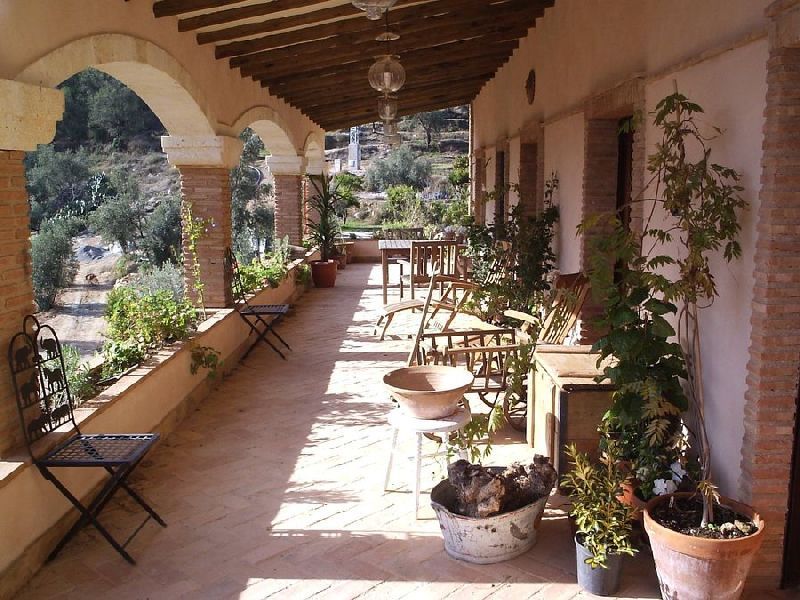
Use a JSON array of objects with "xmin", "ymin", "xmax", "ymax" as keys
[{"xmin": 15, "ymin": 265, "xmax": 778, "ymax": 599}]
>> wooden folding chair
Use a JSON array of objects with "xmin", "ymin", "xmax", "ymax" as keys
[
  {"xmin": 382, "ymin": 227, "xmax": 424, "ymax": 298},
  {"xmin": 7, "ymin": 315, "xmax": 166, "ymax": 565},
  {"xmin": 225, "ymin": 248, "xmax": 291, "ymax": 361},
  {"xmin": 401, "ymin": 240, "xmax": 461, "ymax": 300}
]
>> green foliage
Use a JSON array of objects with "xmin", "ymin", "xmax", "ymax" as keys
[
  {"xmin": 582, "ymin": 217, "xmax": 688, "ymax": 499},
  {"xmin": 332, "ymin": 172, "xmax": 363, "ymax": 223},
  {"xmin": 561, "ymin": 443, "xmax": 638, "ymax": 569},
  {"xmin": 381, "ymin": 184, "xmax": 427, "ymax": 226},
  {"xmin": 231, "ymin": 129, "xmax": 274, "ymax": 260},
  {"xmin": 125, "ymin": 262, "xmax": 185, "ymax": 301},
  {"xmin": 142, "ymin": 195, "xmax": 181, "ymax": 266},
  {"xmin": 190, "ymin": 345, "xmax": 222, "ymax": 378},
  {"xmin": 62, "ymin": 344, "xmax": 98, "ymax": 404},
  {"xmin": 296, "ymin": 263, "xmax": 311, "ymax": 285},
  {"xmin": 102, "ymin": 286, "xmax": 198, "ymax": 377},
  {"xmin": 466, "ymin": 182, "xmax": 559, "ymax": 320},
  {"xmin": 305, "ymin": 174, "xmax": 342, "ymax": 262},
  {"xmin": 25, "ymin": 146, "xmax": 91, "ymax": 229},
  {"xmin": 31, "ymin": 220, "xmax": 78, "ymax": 310},
  {"xmin": 415, "ymin": 110, "xmax": 447, "ymax": 149},
  {"xmin": 448, "ymin": 404, "xmax": 506, "ymax": 463},
  {"xmin": 88, "ymin": 170, "xmax": 147, "ymax": 252},
  {"xmin": 364, "ymin": 145, "xmax": 432, "ymax": 191},
  {"xmin": 182, "ymin": 200, "xmax": 213, "ymax": 316},
  {"xmin": 448, "ymin": 155, "xmax": 470, "ymax": 188},
  {"xmin": 236, "ymin": 237, "xmax": 293, "ymax": 294}
]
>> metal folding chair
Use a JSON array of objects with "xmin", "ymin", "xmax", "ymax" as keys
[
  {"xmin": 7, "ymin": 315, "xmax": 166, "ymax": 565},
  {"xmin": 225, "ymin": 248, "xmax": 291, "ymax": 361}
]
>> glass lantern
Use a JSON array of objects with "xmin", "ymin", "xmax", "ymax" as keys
[
  {"xmin": 378, "ymin": 95, "xmax": 398, "ymax": 121},
  {"xmin": 383, "ymin": 120, "xmax": 397, "ymax": 136},
  {"xmin": 368, "ymin": 55, "xmax": 406, "ymax": 94},
  {"xmin": 352, "ymin": 0, "xmax": 398, "ymax": 20}
]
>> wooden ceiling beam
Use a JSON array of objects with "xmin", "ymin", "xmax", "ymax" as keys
[
  {"xmin": 306, "ymin": 79, "xmax": 485, "ymax": 115},
  {"xmin": 197, "ymin": 0, "xmax": 441, "ymax": 45},
  {"xmin": 179, "ymin": 0, "xmax": 335, "ymax": 32},
  {"xmin": 214, "ymin": 0, "xmax": 531, "ymax": 58},
  {"xmin": 239, "ymin": 15, "xmax": 528, "ymax": 78},
  {"xmin": 276, "ymin": 63, "xmax": 502, "ymax": 105},
  {"xmin": 153, "ymin": 0, "xmax": 243, "ymax": 18},
  {"xmin": 264, "ymin": 56, "xmax": 503, "ymax": 100},
  {"xmin": 228, "ymin": 0, "xmax": 530, "ymax": 66},
  {"xmin": 296, "ymin": 76, "xmax": 488, "ymax": 113},
  {"xmin": 247, "ymin": 37, "xmax": 517, "ymax": 82}
]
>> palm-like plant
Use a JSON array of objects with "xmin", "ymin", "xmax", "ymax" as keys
[{"xmin": 306, "ymin": 174, "xmax": 342, "ymax": 262}]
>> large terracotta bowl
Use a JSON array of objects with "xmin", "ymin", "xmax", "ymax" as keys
[{"xmin": 383, "ymin": 366, "xmax": 474, "ymax": 419}]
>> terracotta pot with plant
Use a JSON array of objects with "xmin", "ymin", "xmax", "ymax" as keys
[
  {"xmin": 306, "ymin": 174, "xmax": 341, "ymax": 288},
  {"xmin": 584, "ymin": 91, "xmax": 763, "ymax": 599},
  {"xmin": 562, "ymin": 442, "xmax": 638, "ymax": 597}
]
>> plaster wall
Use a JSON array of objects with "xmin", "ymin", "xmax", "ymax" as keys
[
  {"xmin": 0, "ymin": 0, "xmax": 320, "ymax": 154},
  {"xmin": 543, "ymin": 113, "xmax": 584, "ymax": 275},
  {"xmin": 473, "ymin": 0, "xmax": 770, "ymax": 500},
  {"xmin": 642, "ymin": 40, "xmax": 767, "ymax": 497},
  {"xmin": 472, "ymin": 0, "xmax": 769, "ymax": 146}
]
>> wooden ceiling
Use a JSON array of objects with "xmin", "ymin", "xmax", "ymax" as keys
[{"xmin": 153, "ymin": 0, "xmax": 554, "ymax": 130}]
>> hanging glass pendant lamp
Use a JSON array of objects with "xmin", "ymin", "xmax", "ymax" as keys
[
  {"xmin": 369, "ymin": 55, "xmax": 405, "ymax": 94},
  {"xmin": 378, "ymin": 94, "xmax": 398, "ymax": 121},
  {"xmin": 352, "ymin": 0, "xmax": 398, "ymax": 20},
  {"xmin": 383, "ymin": 120, "xmax": 397, "ymax": 136}
]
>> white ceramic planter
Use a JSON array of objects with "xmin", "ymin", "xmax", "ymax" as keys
[{"xmin": 430, "ymin": 479, "xmax": 548, "ymax": 564}]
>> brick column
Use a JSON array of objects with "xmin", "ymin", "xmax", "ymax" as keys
[
  {"xmin": 518, "ymin": 142, "xmax": 538, "ymax": 218},
  {"xmin": 0, "ymin": 80, "xmax": 63, "ymax": 457},
  {"xmin": 580, "ymin": 118, "xmax": 619, "ymax": 343},
  {"xmin": 268, "ymin": 155, "xmax": 305, "ymax": 247},
  {"xmin": 471, "ymin": 148, "xmax": 486, "ymax": 224},
  {"xmin": 740, "ymin": 1, "xmax": 800, "ymax": 588},
  {"xmin": 162, "ymin": 135, "xmax": 243, "ymax": 308}
]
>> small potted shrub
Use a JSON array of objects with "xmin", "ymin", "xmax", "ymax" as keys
[
  {"xmin": 305, "ymin": 174, "xmax": 341, "ymax": 288},
  {"xmin": 562, "ymin": 443, "xmax": 637, "ymax": 596}
]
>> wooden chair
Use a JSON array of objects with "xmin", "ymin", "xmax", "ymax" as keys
[
  {"xmin": 7, "ymin": 315, "xmax": 166, "ymax": 565},
  {"xmin": 225, "ymin": 248, "xmax": 291, "ymax": 361},
  {"xmin": 382, "ymin": 227, "xmax": 424, "ymax": 298},
  {"xmin": 401, "ymin": 240, "xmax": 462, "ymax": 300}
]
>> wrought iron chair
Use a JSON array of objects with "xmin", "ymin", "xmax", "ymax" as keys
[
  {"xmin": 225, "ymin": 248, "xmax": 291, "ymax": 361},
  {"xmin": 7, "ymin": 315, "xmax": 166, "ymax": 565}
]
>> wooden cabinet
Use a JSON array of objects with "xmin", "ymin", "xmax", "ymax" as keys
[{"xmin": 526, "ymin": 345, "xmax": 614, "ymax": 474}]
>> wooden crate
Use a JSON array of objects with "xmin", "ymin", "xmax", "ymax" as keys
[{"xmin": 526, "ymin": 345, "xmax": 614, "ymax": 474}]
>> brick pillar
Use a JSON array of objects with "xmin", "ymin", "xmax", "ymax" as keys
[
  {"xmin": 268, "ymin": 155, "xmax": 305, "ymax": 247},
  {"xmin": 0, "ymin": 80, "xmax": 63, "ymax": 457},
  {"xmin": 178, "ymin": 168, "xmax": 233, "ymax": 308},
  {"xmin": 471, "ymin": 148, "xmax": 486, "ymax": 224},
  {"xmin": 739, "ymin": 4, "xmax": 800, "ymax": 587},
  {"xmin": 518, "ymin": 142, "xmax": 538, "ymax": 218},
  {"xmin": 580, "ymin": 119, "xmax": 619, "ymax": 344},
  {"xmin": 162, "ymin": 135, "xmax": 242, "ymax": 309}
]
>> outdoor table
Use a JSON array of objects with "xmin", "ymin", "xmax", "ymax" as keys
[
  {"xmin": 528, "ymin": 344, "xmax": 615, "ymax": 474},
  {"xmin": 378, "ymin": 239, "xmax": 413, "ymax": 304}
]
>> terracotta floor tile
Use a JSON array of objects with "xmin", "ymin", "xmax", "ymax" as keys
[{"xmin": 15, "ymin": 265, "xmax": 661, "ymax": 599}]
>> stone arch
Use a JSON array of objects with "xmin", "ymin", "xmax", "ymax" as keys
[
  {"xmin": 303, "ymin": 132, "xmax": 325, "ymax": 175},
  {"xmin": 14, "ymin": 34, "xmax": 216, "ymax": 136},
  {"xmin": 233, "ymin": 106, "xmax": 299, "ymax": 157}
]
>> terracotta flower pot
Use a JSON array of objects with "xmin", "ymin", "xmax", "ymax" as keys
[
  {"xmin": 310, "ymin": 259, "xmax": 337, "ymax": 288},
  {"xmin": 643, "ymin": 492, "xmax": 765, "ymax": 600}
]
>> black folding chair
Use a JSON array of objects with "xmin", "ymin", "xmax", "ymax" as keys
[
  {"xmin": 225, "ymin": 248, "xmax": 291, "ymax": 361},
  {"xmin": 7, "ymin": 315, "xmax": 166, "ymax": 565}
]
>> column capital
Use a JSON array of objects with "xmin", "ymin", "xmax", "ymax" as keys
[
  {"xmin": 161, "ymin": 135, "xmax": 243, "ymax": 169},
  {"xmin": 767, "ymin": 0, "xmax": 800, "ymax": 18},
  {"xmin": 267, "ymin": 154, "xmax": 305, "ymax": 176},
  {"xmin": 304, "ymin": 155, "xmax": 326, "ymax": 176},
  {"xmin": 0, "ymin": 80, "xmax": 64, "ymax": 151}
]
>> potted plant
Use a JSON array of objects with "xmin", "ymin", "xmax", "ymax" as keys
[
  {"xmin": 306, "ymin": 173, "xmax": 341, "ymax": 288},
  {"xmin": 562, "ymin": 442, "xmax": 638, "ymax": 596},
  {"xmin": 430, "ymin": 457, "xmax": 557, "ymax": 564}
]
